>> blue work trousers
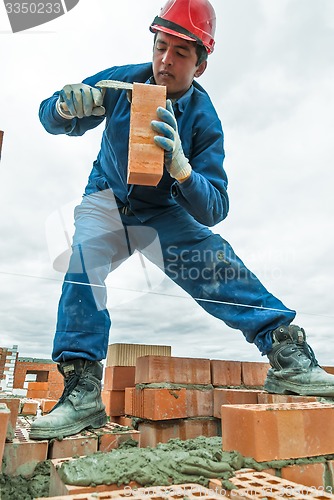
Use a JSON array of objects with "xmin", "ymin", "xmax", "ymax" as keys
[{"xmin": 52, "ymin": 190, "xmax": 296, "ymax": 362}]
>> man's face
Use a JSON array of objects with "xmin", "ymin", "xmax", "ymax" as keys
[{"xmin": 152, "ymin": 31, "xmax": 207, "ymax": 99}]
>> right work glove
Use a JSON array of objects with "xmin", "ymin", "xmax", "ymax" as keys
[
  {"xmin": 56, "ymin": 83, "xmax": 105, "ymax": 119},
  {"xmin": 151, "ymin": 100, "xmax": 192, "ymax": 183}
]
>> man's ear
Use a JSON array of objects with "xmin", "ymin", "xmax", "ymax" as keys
[{"xmin": 194, "ymin": 60, "xmax": 207, "ymax": 78}]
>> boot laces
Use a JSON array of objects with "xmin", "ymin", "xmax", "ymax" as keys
[
  {"xmin": 283, "ymin": 329, "xmax": 319, "ymax": 367},
  {"xmin": 295, "ymin": 341, "xmax": 319, "ymax": 367},
  {"xmin": 51, "ymin": 371, "xmax": 80, "ymax": 411},
  {"xmin": 273, "ymin": 325, "xmax": 319, "ymax": 367}
]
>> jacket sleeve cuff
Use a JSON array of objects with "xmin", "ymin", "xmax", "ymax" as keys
[
  {"xmin": 50, "ymin": 97, "xmax": 77, "ymax": 133},
  {"xmin": 171, "ymin": 171, "xmax": 194, "ymax": 198}
]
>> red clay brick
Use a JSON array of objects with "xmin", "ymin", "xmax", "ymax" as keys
[
  {"xmin": 0, "ymin": 397, "xmax": 20, "ymax": 441},
  {"xmin": 41, "ymin": 399, "xmax": 58, "ymax": 414},
  {"xmin": 221, "ymin": 401, "xmax": 334, "ymax": 462},
  {"xmin": 48, "ymin": 383, "xmax": 64, "ymax": 399},
  {"xmin": 0, "ymin": 403, "xmax": 10, "ymax": 463},
  {"xmin": 139, "ymin": 417, "xmax": 220, "ymax": 447},
  {"xmin": 213, "ymin": 388, "xmax": 261, "ymax": 418},
  {"xmin": 48, "ymin": 431, "xmax": 98, "ymax": 459},
  {"xmin": 45, "ymin": 483, "xmax": 230, "ymax": 500},
  {"xmin": 102, "ymin": 389, "xmax": 125, "ymax": 416},
  {"xmin": 135, "ymin": 355, "xmax": 211, "ymax": 384},
  {"xmin": 13, "ymin": 360, "xmax": 62, "ymax": 390},
  {"xmin": 3, "ymin": 424, "xmax": 48, "ymax": 476},
  {"xmin": 94, "ymin": 422, "xmax": 140, "ymax": 452},
  {"xmin": 103, "ymin": 365, "xmax": 135, "ymax": 391},
  {"xmin": 228, "ymin": 470, "xmax": 334, "ymax": 499},
  {"xmin": 20, "ymin": 400, "xmax": 39, "ymax": 415},
  {"xmin": 281, "ymin": 462, "xmax": 327, "ymax": 488},
  {"xmin": 124, "ymin": 387, "xmax": 135, "ymax": 415},
  {"xmin": 241, "ymin": 361, "xmax": 270, "ymax": 386},
  {"xmin": 27, "ymin": 381, "xmax": 49, "ymax": 391},
  {"xmin": 115, "ymin": 416, "xmax": 134, "ymax": 427},
  {"xmin": 182, "ymin": 418, "xmax": 220, "ymax": 441},
  {"xmin": 186, "ymin": 388, "xmax": 213, "ymax": 417},
  {"xmin": 128, "ymin": 83, "xmax": 166, "ymax": 186},
  {"xmin": 26, "ymin": 389, "xmax": 49, "ymax": 399},
  {"xmin": 130, "ymin": 387, "xmax": 187, "ymax": 420},
  {"xmin": 49, "ymin": 457, "xmax": 140, "ymax": 497},
  {"xmin": 258, "ymin": 392, "xmax": 318, "ymax": 404},
  {"xmin": 210, "ymin": 359, "xmax": 242, "ymax": 386}
]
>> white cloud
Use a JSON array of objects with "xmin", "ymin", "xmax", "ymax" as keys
[{"xmin": 0, "ymin": 0, "xmax": 333, "ymax": 365}]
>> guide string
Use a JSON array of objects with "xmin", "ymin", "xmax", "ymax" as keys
[{"xmin": 1, "ymin": 269, "xmax": 333, "ymax": 319}]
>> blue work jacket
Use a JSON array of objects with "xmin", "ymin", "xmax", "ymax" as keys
[{"xmin": 39, "ymin": 62, "xmax": 229, "ymax": 227}]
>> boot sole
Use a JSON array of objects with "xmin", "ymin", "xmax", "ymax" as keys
[
  {"xmin": 29, "ymin": 409, "xmax": 108, "ymax": 440},
  {"xmin": 264, "ymin": 377, "xmax": 334, "ymax": 398}
]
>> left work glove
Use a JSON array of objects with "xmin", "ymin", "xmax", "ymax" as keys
[{"xmin": 151, "ymin": 100, "xmax": 192, "ymax": 182}]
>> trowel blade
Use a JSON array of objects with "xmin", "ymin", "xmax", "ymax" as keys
[{"xmin": 95, "ymin": 80, "xmax": 134, "ymax": 91}]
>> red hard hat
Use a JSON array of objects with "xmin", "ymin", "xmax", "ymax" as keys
[{"xmin": 150, "ymin": 0, "xmax": 216, "ymax": 54}]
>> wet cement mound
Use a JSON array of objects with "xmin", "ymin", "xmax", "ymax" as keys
[
  {"xmin": 1, "ymin": 436, "xmax": 333, "ymax": 499},
  {"xmin": 58, "ymin": 436, "xmax": 242, "ymax": 490},
  {"xmin": 0, "ymin": 460, "xmax": 51, "ymax": 500}
]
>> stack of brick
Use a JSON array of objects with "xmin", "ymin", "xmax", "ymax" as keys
[
  {"xmin": 42, "ymin": 469, "xmax": 334, "ymax": 499},
  {"xmin": 102, "ymin": 343, "xmax": 171, "ymax": 425},
  {"xmin": 13, "ymin": 357, "xmax": 64, "ymax": 400},
  {"xmin": 0, "ymin": 345, "xmax": 18, "ymax": 392},
  {"xmin": 220, "ymin": 400, "xmax": 334, "ymax": 490},
  {"xmin": 0, "ymin": 403, "xmax": 10, "ymax": 465},
  {"xmin": 125, "ymin": 355, "xmax": 219, "ymax": 447},
  {"xmin": 2, "ymin": 416, "xmax": 140, "ymax": 476},
  {"xmin": 210, "ymin": 471, "xmax": 334, "ymax": 499},
  {"xmin": 0, "ymin": 395, "xmax": 21, "ymax": 440},
  {"xmin": 211, "ymin": 359, "xmax": 322, "ymax": 418}
]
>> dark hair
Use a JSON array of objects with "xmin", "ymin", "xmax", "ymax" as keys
[
  {"xmin": 195, "ymin": 43, "xmax": 208, "ymax": 66},
  {"xmin": 153, "ymin": 32, "xmax": 208, "ymax": 66}
]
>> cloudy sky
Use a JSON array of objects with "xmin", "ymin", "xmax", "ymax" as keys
[{"xmin": 0, "ymin": 0, "xmax": 334, "ymax": 365}]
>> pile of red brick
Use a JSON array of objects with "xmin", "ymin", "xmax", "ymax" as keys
[{"xmin": 1, "ymin": 345, "xmax": 334, "ymax": 498}]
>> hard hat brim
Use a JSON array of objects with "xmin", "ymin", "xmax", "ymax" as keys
[{"xmin": 150, "ymin": 24, "xmax": 197, "ymax": 44}]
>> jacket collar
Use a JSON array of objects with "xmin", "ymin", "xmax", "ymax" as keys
[{"xmin": 147, "ymin": 76, "xmax": 194, "ymax": 113}]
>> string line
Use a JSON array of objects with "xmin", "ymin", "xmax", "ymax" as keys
[{"xmin": 0, "ymin": 269, "xmax": 333, "ymax": 319}]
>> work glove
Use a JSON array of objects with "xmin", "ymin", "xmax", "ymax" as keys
[
  {"xmin": 151, "ymin": 100, "xmax": 192, "ymax": 182},
  {"xmin": 56, "ymin": 83, "xmax": 105, "ymax": 120}
]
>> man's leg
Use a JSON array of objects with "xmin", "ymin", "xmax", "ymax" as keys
[
  {"xmin": 30, "ymin": 190, "xmax": 131, "ymax": 439},
  {"xmin": 143, "ymin": 207, "xmax": 334, "ymax": 397}
]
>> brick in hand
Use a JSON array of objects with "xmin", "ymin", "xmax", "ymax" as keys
[{"xmin": 128, "ymin": 83, "xmax": 166, "ymax": 186}]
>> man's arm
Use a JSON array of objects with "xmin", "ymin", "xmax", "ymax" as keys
[
  {"xmin": 152, "ymin": 100, "xmax": 229, "ymax": 227},
  {"xmin": 39, "ymin": 84, "xmax": 105, "ymax": 135}
]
